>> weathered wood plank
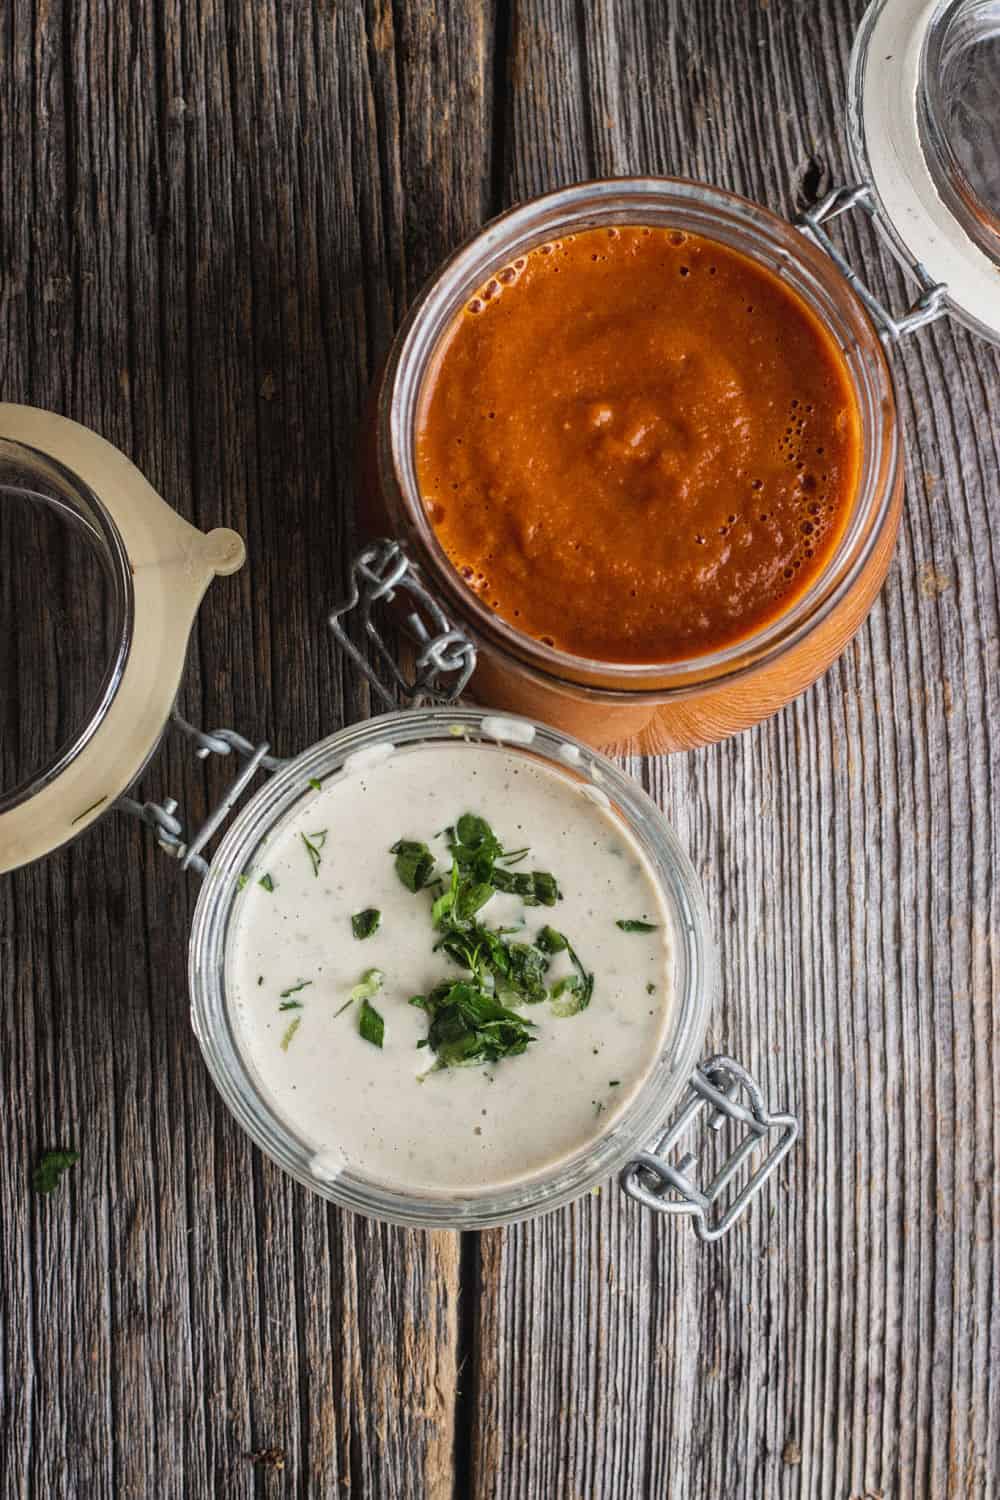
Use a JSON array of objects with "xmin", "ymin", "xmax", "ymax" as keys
[
  {"xmin": 472, "ymin": 2, "xmax": 999, "ymax": 1498},
  {"xmin": 3, "ymin": 1, "xmax": 999, "ymax": 1497},
  {"xmin": 0, "ymin": 2, "xmax": 490, "ymax": 1495}
]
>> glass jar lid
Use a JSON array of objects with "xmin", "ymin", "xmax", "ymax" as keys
[
  {"xmin": 0, "ymin": 406, "xmax": 245, "ymax": 872},
  {"xmin": 849, "ymin": 0, "xmax": 1000, "ymax": 343}
]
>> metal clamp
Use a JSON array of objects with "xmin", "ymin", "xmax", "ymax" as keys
[
  {"xmin": 115, "ymin": 713, "xmax": 289, "ymax": 876},
  {"xmin": 328, "ymin": 540, "xmax": 477, "ymax": 709},
  {"xmin": 620, "ymin": 1056, "xmax": 799, "ymax": 1242},
  {"xmin": 796, "ymin": 184, "xmax": 949, "ymax": 342}
]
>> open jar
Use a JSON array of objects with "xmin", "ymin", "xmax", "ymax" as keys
[
  {"xmin": 188, "ymin": 708, "xmax": 800, "ymax": 1232},
  {"xmin": 356, "ymin": 0, "xmax": 1000, "ymax": 755},
  {"xmin": 0, "ymin": 406, "xmax": 798, "ymax": 1237}
]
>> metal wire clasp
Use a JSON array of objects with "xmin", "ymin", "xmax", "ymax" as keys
[
  {"xmin": 116, "ymin": 713, "xmax": 288, "ymax": 876},
  {"xmin": 795, "ymin": 184, "xmax": 949, "ymax": 342},
  {"xmin": 328, "ymin": 540, "xmax": 477, "ymax": 708},
  {"xmin": 620, "ymin": 1056, "xmax": 799, "ymax": 1242}
]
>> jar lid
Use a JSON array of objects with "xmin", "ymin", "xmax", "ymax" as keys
[
  {"xmin": 0, "ymin": 406, "xmax": 244, "ymax": 873},
  {"xmin": 849, "ymin": 0, "xmax": 1000, "ymax": 343}
]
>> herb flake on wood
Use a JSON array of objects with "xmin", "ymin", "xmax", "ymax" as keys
[{"xmin": 33, "ymin": 1149, "xmax": 80, "ymax": 1194}]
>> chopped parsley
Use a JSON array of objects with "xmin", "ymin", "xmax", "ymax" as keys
[
  {"xmin": 390, "ymin": 813, "xmax": 591, "ymax": 1070},
  {"xmin": 391, "ymin": 839, "xmax": 436, "ymax": 892},
  {"xmin": 279, "ymin": 980, "xmax": 312, "ymax": 998},
  {"xmin": 359, "ymin": 998, "xmax": 384, "ymax": 1048},
  {"xmin": 33, "ymin": 1149, "xmax": 80, "ymax": 1194},
  {"xmin": 308, "ymin": 777, "xmax": 322, "ymax": 791},
  {"xmin": 337, "ymin": 968, "xmax": 385, "ymax": 1022},
  {"xmin": 259, "ymin": 873, "xmax": 275, "ymax": 892},
  {"xmin": 646, "ymin": 982, "xmax": 656, "ymax": 995},
  {"xmin": 616, "ymin": 919, "xmax": 657, "ymax": 932},
  {"xmin": 349, "ymin": 968, "xmax": 384, "ymax": 1004},
  {"xmin": 237, "ymin": 874, "xmax": 249, "ymax": 891},
  {"xmin": 410, "ymin": 982, "xmax": 535, "ymax": 1070},
  {"xmin": 301, "ymin": 830, "xmax": 327, "ymax": 877},
  {"xmin": 537, "ymin": 926, "xmax": 568, "ymax": 954},
  {"xmin": 279, "ymin": 999, "xmax": 303, "ymax": 1011},
  {"xmin": 351, "ymin": 907, "xmax": 381, "ymax": 941}
]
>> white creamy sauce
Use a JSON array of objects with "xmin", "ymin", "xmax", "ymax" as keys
[{"xmin": 227, "ymin": 744, "xmax": 672, "ymax": 1194}]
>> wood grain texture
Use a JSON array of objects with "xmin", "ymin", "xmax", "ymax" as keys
[
  {"xmin": 472, "ymin": 2, "xmax": 999, "ymax": 1498},
  {"xmin": 1, "ymin": 2, "xmax": 997, "ymax": 1498},
  {"xmin": 0, "ymin": 1, "xmax": 490, "ymax": 1494}
]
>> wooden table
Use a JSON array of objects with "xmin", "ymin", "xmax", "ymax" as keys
[{"xmin": 2, "ymin": 2, "xmax": 998, "ymax": 1495}]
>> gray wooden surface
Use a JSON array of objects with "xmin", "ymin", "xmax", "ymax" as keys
[{"xmin": 1, "ymin": 1, "xmax": 997, "ymax": 1496}]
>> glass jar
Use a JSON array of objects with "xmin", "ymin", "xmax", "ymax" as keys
[
  {"xmin": 362, "ymin": 178, "xmax": 902, "ymax": 754},
  {"xmin": 188, "ymin": 707, "xmax": 798, "ymax": 1232}
]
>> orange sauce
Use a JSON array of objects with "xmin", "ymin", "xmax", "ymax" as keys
[{"xmin": 415, "ymin": 225, "xmax": 862, "ymax": 664}]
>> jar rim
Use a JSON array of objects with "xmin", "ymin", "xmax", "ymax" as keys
[
  {"xmin": 378, "ymin": 176, "xmax": 899, "ymax": 699},
  {"xmin": 187, "ymin": 707, "xmax": 715, "ymax": 1229},
  {"xmin": 847, "ymin": 0, "xmax": 1000, "ymax": 345}
]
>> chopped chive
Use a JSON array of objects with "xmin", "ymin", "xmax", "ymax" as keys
[
  {"xmin": 301, "ymin": 830, "xmax": 327, "ymax": 877},
  {"xmin": 280, "ymin": 1017, "xmax": 302, "ymax": 1051},
  {"xmin": 616, "ymin": 919, "xmax": 658, "ymax": 933}
]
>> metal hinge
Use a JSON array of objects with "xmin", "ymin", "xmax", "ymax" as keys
[
  {"xmin": 116, "ymin": 713, "xmax": 288, "ymax": 876},
  {"xmin": 620, "ymin": 1055, "xmax": 799, "ymax": 1242},
  {"xmin": 328, "ymin": 540, "xmax": 477, "ymax": 709},
  {"xmin": 796, "ymin": 184, "xmax": 949, "ymax": 342}
]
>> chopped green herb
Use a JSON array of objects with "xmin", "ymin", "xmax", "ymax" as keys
[
  {"xmin": 359, "ymin": 998, "xmax": 384, "ymax": 1048},
  {"xmin": 394, "ymin": 810, "xmax": 591, "ymax": 1067},
  {"xmin": 334, "ymin": 998, "xmax": 355, "ymax": 1019},
  {"xmin": 351, "ymin": 907, "xmax": 381, "ymax": 941},
  {"xmin": 258, "ymin": 975, "xmax": 264, "ymax": 986},
  {"xmin": 616, "ymin": 919, "xmax": 658, "ymax": 933},
  {"xmin": 491, "ymin": 867, "xmax": 560, "ymax": 906},
  {"xmin": 413, "ymin": 980, "xmax": 536, "ymax": 1070},
  {"xmin": 33, "ymin": 1149, "xmax": 80, "ymax": 1194},
  {"xmin": 646, "ymin": 982, "xmax": 656, "ymax": 995},
  {"xmin": 550, "ymin": 975, "xmax": 586, "ymax": 1017},
  {"xmin": 456, "ymin": 812, "xmax": 492, "ymax": 849},
  {"xmin": 280, "ymin": 980, "xmax": 312, "ymax": 998},
  {"xmin": 609, "ymin": 1080, "xmax": 620, "ymax": 1087},
  {"xmin": 237, "ymin": 874, "xmax": 249, "ymax": 891},
  {"xmin": 301, "ymin": 830, "xmax": 327, "ymax": 876},
  {"xmin": 279, "ymin": 1000, "xmax": 303, "ymax": 1011},
  {"xmin": 308, "ymin": 777, "xmax": 322, "ymax": 791},
  {"xmin": 391, "ymin": 839, "xmax": 436, "ymax": 892},
  {"xmin": 259, "ymin": 873, "xmax": 275, "ymax": 892},
  {"xmin": 564, "ymin": 940, "xmax": 595, "ymax": 1011},
  {"xmin": 349, "ymin": 968, "xmax": 385, "ymax": 1004},
  {"xmin": 280, "ymin": 1017, "xmax": 302, "ymax": 1050}
]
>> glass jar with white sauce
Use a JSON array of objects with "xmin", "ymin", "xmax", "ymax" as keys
[
  {"xmin": 5, "ymin": 0, "xmax": 995, "ymax": 1232},
  {"xmin": 0, "ymin": 410, "xmax": 796, "ymax": 1237}
]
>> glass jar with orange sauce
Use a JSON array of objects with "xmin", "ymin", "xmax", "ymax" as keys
[{"xmin": 351, "ymin": 0, "xmax": 1000, "ymax": 754}]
